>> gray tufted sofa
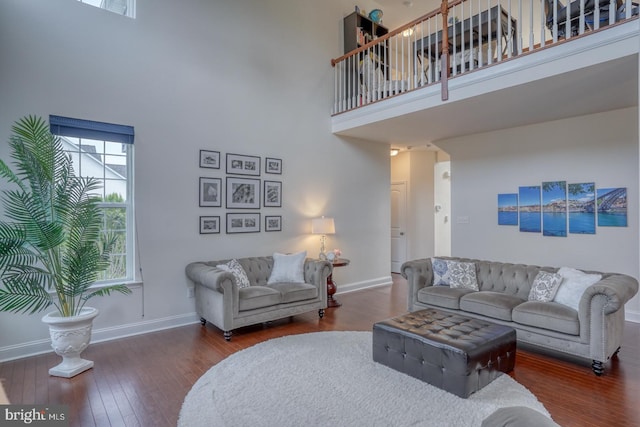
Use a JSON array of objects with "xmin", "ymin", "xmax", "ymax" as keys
[
  {"xmin": 401, "ymin": 257, "xmax": 639, "ymax": 375},
  {"xmin": 185, "ymin": 256, "xmax": 332, "ymax": 340}
]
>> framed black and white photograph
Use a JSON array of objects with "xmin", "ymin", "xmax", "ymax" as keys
[
  {"xmin": 226, "ymin": 212, "xmax": 260, "ymax": 234},
  {"xmin": 265, "ymin": 215, "xmax": 282, "ymax": 232},
  {"xmin": 226, "ymin": 153, "xmax": 261, "ymax": 176},
  {"xmin": 199, "ymin": 150, "xmax": 220, "ymax": 169},
  {"xmin": 199, "ymin": 216, "xmax": 220, "ymax": 234},
  {"xmin": 264, "ymin": 180, "xmax": 282, "ymax": 207},
  {"xmin": 265, "ymin": 157, "xmax": 282, "ymax": 174},
  {"xmin": 199, "ymin": 177, "xmax": 222, "ymax": 207},
  {"xmin": 226, "ymin": 177, "xmax": 260, "ymax": 209}
]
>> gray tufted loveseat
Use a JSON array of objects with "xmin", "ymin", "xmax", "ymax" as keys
[
  {"xmin": 185, "ymin": 256, "xmax": 332, "ymax": 340},
  {"xmin": 401, "ymin": 257, "xmax": 638, "ymax": 375}
]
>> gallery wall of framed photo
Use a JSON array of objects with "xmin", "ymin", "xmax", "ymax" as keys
[
  {"xmin": 198, "ymin": 150, "xmax": 283, "ymax": 235},
  {"xmin": 498, "ymin": 180, "xmax": 627, "ymax": 237}
]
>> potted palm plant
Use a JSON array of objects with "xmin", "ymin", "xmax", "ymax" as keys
[{"xmin": 0, "ymin": 115, "xmax": 131, "ymax": 377}]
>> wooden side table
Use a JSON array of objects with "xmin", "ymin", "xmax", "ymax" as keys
[{"xmin": 327, "ymin": 258, "xmax": 350, "ymax": 308}]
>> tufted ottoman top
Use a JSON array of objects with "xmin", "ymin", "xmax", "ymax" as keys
[{"xmin": 374, "ymin": 308, "xmax": 516, "ymax": 358}]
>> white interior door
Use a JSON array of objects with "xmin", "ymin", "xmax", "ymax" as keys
[
  {"xmin": 391, "ymin": 182, "xmax": 408, "ymax": 273},
  {"xmin": 434, "ymin": 161, "xmax": 451, "ymax": 256}
]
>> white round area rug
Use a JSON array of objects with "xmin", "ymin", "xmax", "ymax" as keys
[{"xmin": 178, "ymin": 331, "xmax": 550, "ymax": 427}]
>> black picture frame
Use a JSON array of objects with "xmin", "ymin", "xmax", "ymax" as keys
[
  {"xmin": 263, "ymin": 180, "xmax": 282, "ymax": 207},
  {"xmin": 226, "ymin": 153, "xmax": 261, "ymax": 176},
  {"xmin": 199, "ymin": 216, "xmax": 220, "ymax": 234},
  {"xmin": 199, "ymin": 150, "xmax": 220, "ymax": 169},
  {"xmin": 199, "ymin": 177, "xmax": 222, "ymax": 207},
  {"xmin": 265, "ymin": 215, "xmax": 282, "ymax": 232},
  {"xmin": 265, "ymin": 157, "xmax": 282, "ymax": 174},
  {"xmin": 226, "ymin": 177, "xmax": 260, "ymax": 209},
  {"xmin": 226, "ymin": 212, "xmax": 260, "ymax": 234}
]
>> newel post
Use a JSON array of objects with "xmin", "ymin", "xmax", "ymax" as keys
[{"xmin": 440, "ymin": 0, "xmax": 449, "ymax": 101}]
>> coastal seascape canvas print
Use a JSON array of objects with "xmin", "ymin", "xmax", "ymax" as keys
[
  {"xmin": 498, "ymin": 193, "xmax": 518, "ymax": 225},
  {"xmin": 542, "ymin": 181, "xmax": 567, "ymax": 237},
  {"xmin": 597, "ymin": 187, "xmax": 627, "ymax": 227},
  {"xmin": 519, "ymin": 186, "xmax": 541, "ymax": 233},
  {"xmin": 568, "ymin": 183, "xmax": 596, "ymax": 234}
]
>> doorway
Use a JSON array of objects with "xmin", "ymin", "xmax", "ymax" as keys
[{"xmin": 391, "ymin": 182, "xmax": 408, "ymax": 273}]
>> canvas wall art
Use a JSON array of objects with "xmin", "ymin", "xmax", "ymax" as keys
[
  {"xmin": 597, "ymin": 187, "xmax": 627, "ymax": 227},
  {"xmin": 568, "ymin": 183, "xmax": 595, "ymax": 234},
  {"xmin": 519, "ymin": 186, "xmax": 541, "ymax": 233},
  {"xmin": 542, "ymin": 181, "xmax": 567, "ymax": 237},
  {"xmin": 498, "ymin": 193, "xmax": 518, "ymax": 225}
]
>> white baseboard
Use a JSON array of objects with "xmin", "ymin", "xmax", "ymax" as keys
[
  {"xmin": 336, "ymin": 276, "xmax": 393, "ymax": 295},
  {"xmin": 626, "ymin": 309, "xmax": 640, "ymax": 324},
  {"xmin": 0, "ymin": 312, "xmax": 200, "ymax": 363}
]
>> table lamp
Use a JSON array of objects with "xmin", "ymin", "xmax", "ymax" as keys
[{"xmin": 311, "ymin": 216, "xmax": 335, "ymax": 260}]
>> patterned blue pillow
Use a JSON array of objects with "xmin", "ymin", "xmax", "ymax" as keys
[{"xmin": 431, "ymin": 258, "xmax": 452, "ymax": 286}]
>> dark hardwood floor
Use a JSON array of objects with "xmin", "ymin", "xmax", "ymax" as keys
[{"xmin": 1, "ymin": 274, "xmax": 638, "ymax": 426}]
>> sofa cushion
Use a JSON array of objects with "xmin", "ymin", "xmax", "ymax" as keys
[
  {"xmin": 460, "ymin": 292, "xmax": 525, "ymax": 321},
  {"xmin": 238, "ymin": 286, "xmax": 282, "ymax": 311},
  {"xmin": 513, "ymin": 301, "xmax": 579, "ymax": 335},
  {"xmin": 417, "ymin": 286, "xmax": 476, "ymax": 309},
  {"xmin": 268, "ymin": 282, "xmax": 318, "ymax": 303},
  {"xmin": 268, "ymin": 251, "xmax": 307, "ymax": 284},
  {"xmin": 528, "ymin": 271, "xmax": 562, "ymax": 302},
  {"xmin": 553, "ymin": 267, "xmax": 602, "ymax": 311},
  {"xmin": 216, "ymin": 259, "xmax": 251, "ymax": 288}
]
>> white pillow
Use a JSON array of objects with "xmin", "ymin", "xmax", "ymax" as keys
[
  {"xmin": 528, "ymin": 271, "xmax": 563, "ymax": 302},
  {"xmin": 553, "ymin": 267, "xmax": 602, "ymax": 311},
  {"xmin": 216, "ymin": 259, "xmax": 251, "ymax": 288},
  {"xmin": 448, "ymin": 261, "xmax": 479, "ymax": 291},
  {"xmin": 268, "ymin": 251, "xmax": 307, "ymax": 284}
]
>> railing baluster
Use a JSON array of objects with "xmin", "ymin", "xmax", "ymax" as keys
[
  {"xmin": 469, "ymin": 0, "xmax": 474, "ymax": 70},
  {"xmin": 565, "ymin": 0, "xmax": 571, "ymax": 39},
  {"xmin": 609, "ymin": 0, "xmax": 616, "ymax": 25}
]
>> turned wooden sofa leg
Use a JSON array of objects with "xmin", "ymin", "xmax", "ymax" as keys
[
  {"xmin": 319, "ymin": 309, "xmax": 325, "ymax": 319},
  {"xmin": 592, "ymin": 360, "xmax": 604, "ymax": 376},
  {"xmin": 224, "ymin": 330, "xmax": 232, "ymax": 341},
  {"xmin": 200, "ymin": 317, "xmax": 206, "ymax": 326}
]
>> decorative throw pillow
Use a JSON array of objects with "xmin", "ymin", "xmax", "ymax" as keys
[
  {"xmin": 267, "ymin": 251, "xmax": 307, "ymax": 284},
  {"xmin": 528, "ymin": 271, "xmax": 563, "ymax": 302},
  {"xmin": 431, "ymin": 258, "xmax": 452, "ymax": 286},
  {"xmin": 448, "ymin": 261, "xmax": 479, "ymax": 291},
  {"xmin": 216, "ymin": 259, "xmax": 251, "ymax": 288},
  {"xmin": 553, "ymin": 267, "xmax": 602, "ymax": 311}
]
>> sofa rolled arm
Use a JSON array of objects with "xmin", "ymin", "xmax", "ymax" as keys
[
  {"xmin": 580, "ymin": 274, "xmax": 639, "ymax": 315},
  {"xmin": 185, "ymin": 262, "xmax": 235, "ymax": 293},
  {"xmin": 304, "ymin": 259, "xmax": 332, "ymax": 289}
]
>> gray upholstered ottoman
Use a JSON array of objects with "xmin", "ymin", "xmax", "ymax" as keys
[{"xmin": 372, "ymin": 308, "xmax": 516, "ymax": 398}]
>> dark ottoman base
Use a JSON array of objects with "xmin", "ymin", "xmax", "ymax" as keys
[{"xmin": 373, "ymin": 308, "xmax": 516, "ymax": 398}]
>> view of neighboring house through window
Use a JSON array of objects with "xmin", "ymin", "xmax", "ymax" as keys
[
  {"xmin": 77, "ymin": 0, "xmax": 135, "ymax": 18},
  {"xmin": 50, "ymin": 116, "xmax": 134, "ymax": 284}
]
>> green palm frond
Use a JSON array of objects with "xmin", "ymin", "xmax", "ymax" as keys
[{"xmin": 0, "ymin": 115, "xmax": 131, "ymax": 317}]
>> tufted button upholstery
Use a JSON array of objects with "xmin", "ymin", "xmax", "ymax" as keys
[{"xmin": 373, "ymin": 308, "xmax": 516, "ymax": 398}]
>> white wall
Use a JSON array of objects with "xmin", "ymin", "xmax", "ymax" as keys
[
  {"xmin": 0, "ymin": 0, "xmax": 391, "ymax": 360},
  {"xmin": 437, "ymin": 107, "xmax": 640, "ymax": 320}
]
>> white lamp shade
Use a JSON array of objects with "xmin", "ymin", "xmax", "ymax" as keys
[{"xmin": 311, "ymin": 217, "xmax": 335, "ymax": 235}]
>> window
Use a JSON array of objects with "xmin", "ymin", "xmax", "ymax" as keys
[
  {"xmin": 77, "ymin": 0, "xmax": 136, "ymax": 18},
  {"xmin": 49, "ymin": 115, "xmax": 134, "ymax": 283}
]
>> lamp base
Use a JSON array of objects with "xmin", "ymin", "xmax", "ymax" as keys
[{"xmin": 318, "ymin": 252, "xmax": 327, "ymax": 260}]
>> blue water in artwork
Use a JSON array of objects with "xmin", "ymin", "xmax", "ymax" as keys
[
  {"xmin": 598, "ymin": 212, "xmax": 627, "ymax": 227},
  {"xmin": 569, "ymin": 212, "xmax": 595, "ymax": 234},
  {"xmin": 519, "ymin": 212, "xmax": 541, "ymax": 232},
  {"xmin": 498, "ymin": 211, "xmax": 518, "ymax": 225},
  {"xmin": 543, "ymin": 213, "xmax": 567, "ymax": 237}
]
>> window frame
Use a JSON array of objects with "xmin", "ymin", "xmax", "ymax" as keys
[{"xmin": 50, "ymin": 115, "xmax": 135, "ymax": 285}]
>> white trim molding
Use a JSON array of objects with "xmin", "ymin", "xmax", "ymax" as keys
[{"xmin": 335, "ymin": 276, "xmax": 393, "ymax": 295}]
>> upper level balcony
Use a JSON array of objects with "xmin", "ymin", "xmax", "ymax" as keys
[{"xmin": 331, "ymin": 0, "xmax": 639, "ymax": 147}]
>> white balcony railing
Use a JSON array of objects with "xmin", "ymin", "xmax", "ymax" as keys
[{"xmin": 331, "ymin": 0, "xmax": 638, "ymax": 115}]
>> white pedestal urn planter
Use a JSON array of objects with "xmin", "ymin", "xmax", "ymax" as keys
[{"xmin": 41, "ymin": 307, "xmax": 99, "ymax": 378}]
